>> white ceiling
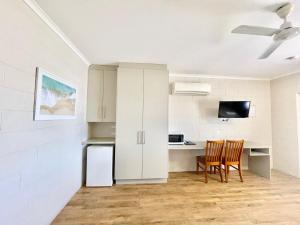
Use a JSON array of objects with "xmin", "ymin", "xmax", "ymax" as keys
[{"xmin": 35, "ymin": 0, "xmax": 300, "ymax": 79}]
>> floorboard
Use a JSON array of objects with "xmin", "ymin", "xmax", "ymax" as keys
[{"xmin": 52, "ymin": 170, "xmax": 300, "ymax": 225}]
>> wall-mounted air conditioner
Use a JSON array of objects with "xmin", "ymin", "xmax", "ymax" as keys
[{"xmin": 171, "ymin": 82, "xmax": 211, "ymax": 96}]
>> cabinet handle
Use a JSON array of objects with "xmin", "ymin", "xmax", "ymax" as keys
[
  {"xmin": 137, "ymin": 131, "xmax": 140, "ymax": 144},
  {"xmin": 142, "ymin": 131, "xmax": 145, "ymax": 144},
  {"xmin": 103, "ymin": 106, "xmax": 106, "ymax": 119}
]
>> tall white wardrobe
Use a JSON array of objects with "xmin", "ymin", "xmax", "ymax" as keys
[{"xmin": 115, "ymin": 63, "xmax": 169, "ymax": 184}]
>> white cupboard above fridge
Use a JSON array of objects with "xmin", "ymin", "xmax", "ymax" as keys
[{"xmin": 86, "ymin": 65, "xmax": 117, "ymax": 122}]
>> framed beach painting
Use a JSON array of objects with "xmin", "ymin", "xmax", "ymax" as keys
[{"xmin": 34, "ymin": 67, "xmax": 77, "ymax": 120}]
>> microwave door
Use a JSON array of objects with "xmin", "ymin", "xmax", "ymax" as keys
[{"xmin": 169, "ymin": 134, "xmax": 184, "ymax": 145}]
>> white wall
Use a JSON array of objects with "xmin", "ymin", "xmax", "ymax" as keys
[
  {"xmin": 0, "ymin": 1, "xmax": 88, "ymax": 225},
  {"xmin": 169, "ymin": 75, "xmax": 272, "ymax": 172},
  {"xmin": 271, "ymin": 73, "xmax": 300, "ymax": 178}
]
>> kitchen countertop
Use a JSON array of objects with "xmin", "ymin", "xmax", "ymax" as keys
[{"xmin": 83, "ymin": 137, "xmax": 115, "ymax": 145}]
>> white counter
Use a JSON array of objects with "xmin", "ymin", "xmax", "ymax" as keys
[
  {"xmin": 84, "ymin": 137, "xmax": 115, "ymax": 145},
  {"xmin": 169, "ymin": 141, "xmax": 271, "ymax": 150}
]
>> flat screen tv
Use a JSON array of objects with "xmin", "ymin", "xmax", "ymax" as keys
[{"xmin": 218, "ymin": 101, "xmax": 250, "ymax": 118}]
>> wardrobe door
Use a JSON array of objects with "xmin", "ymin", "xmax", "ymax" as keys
[
  {"xmin": 86, "ymin": 69, "xmax": 104, "ymax": 122},
  {"xmin": 142, "ymin": 69, "xmax": 169, "ymax": 179},
  {"xmin": 115, "ymin": 68, "xmax": 144, "ymax": 180},
  {"xmin": 102, "ymin": 70, "xmax": 117, "ymax": 122}
]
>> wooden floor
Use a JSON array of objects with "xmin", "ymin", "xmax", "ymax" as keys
[{"xmin": 52, "ymin": 170, "xmax": 300, "ymax": 225}]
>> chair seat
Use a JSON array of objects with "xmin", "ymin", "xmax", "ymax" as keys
[
  {"xmin": 197, "ymin": 156, "xmax": 221, "ymax": 165},
  {"xmin": 221, "ymin": 157, "xmax": 239, "ymax": 165}
]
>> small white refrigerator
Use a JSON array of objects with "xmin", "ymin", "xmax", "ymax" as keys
[{"xmin": 86, "ymin": 145, "xmax": 114, "ymax": 187}]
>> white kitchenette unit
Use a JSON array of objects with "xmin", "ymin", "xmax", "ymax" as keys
[{"xmin": 85, "ymin": 63, "xmax": 169, "ymax": 186}]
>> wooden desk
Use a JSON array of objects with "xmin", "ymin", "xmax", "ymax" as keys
[{"xmin": 169, "ymin": 141, "xmax": 271, "ymax": 179}]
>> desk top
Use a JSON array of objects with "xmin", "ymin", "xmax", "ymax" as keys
[{"xmin": 169, "ymin": 141, "xmax": 271, "ymax": 150}]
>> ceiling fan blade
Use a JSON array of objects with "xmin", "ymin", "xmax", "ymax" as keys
[
  {"xmin": 232, "ymin": 25, "xmax": 279, "ymax": 36},
  {"xmin": 259, "ymin": 41, "xmax": 283, "ymax": 59}
]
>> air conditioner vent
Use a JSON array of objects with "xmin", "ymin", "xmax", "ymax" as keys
[{"xmin": 171, "ymin": 82, "xmax": 211, "ymax": 96}]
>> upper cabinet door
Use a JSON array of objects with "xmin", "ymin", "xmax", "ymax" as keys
[
  {"xmin": 102, "ymin": 70, "xmax": 117, "ymax": 122},
  {"xmin": 115, "ymin": 68, "xmax": 144, "ymax": 180},
  {"xmin": 142, "ymin": 69, "xmax": 169, "ymax": 179},
  {"xmin": 86, "ymin": 69, "xmax": 104, "ymax": 122}
]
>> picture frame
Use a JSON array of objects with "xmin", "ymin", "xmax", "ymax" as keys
[{"xmin": 34, "ymin": 67, "xmax": 77, "ymax": 120}]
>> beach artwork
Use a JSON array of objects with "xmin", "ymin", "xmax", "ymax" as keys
[{"xmin": 34, "ymin": 68, "xmax": 77, "ymax": 120}]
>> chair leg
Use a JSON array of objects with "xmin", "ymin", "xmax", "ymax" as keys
[
  {"xmin": 196, "ymin": 161, "xmax": 199, "ymax": 173},
  {"xmin": 238, "ymin": 164, "xmax": 243, "ymax": 182},
  {"xmin": 209, "ymin": 166, "xmax": 212, "ymax": 174},
  {"xmin": 214, "ymin": 166, "xmax": 216, "ymax": 174},
  {"xmin": 219, "ymin": 164, "xmax": 223, "ymax": 182},
  {"xmin": 225, "ymin": 165, "xmax": 228, "ymax": 183},
  {"xmin": 204, "ymin": 165, "xmax": 208, "ymax": 183}
]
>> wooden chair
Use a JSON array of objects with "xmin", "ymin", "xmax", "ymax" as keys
[
  {"xmin": 196, "ymin": 140, "xmax": 225, "ymax": 183},
  {"xmin": 223, "ymin": 140, "xmax": 244, "ymax": 183}
]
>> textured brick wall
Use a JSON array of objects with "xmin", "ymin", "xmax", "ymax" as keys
[{"xmin": 0, "ymin": 1, "xmax": 88, "ymax": 224}]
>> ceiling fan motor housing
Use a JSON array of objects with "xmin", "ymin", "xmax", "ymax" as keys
[{"xmin": 276, "ymin": 3, "xmax": 294, "ymax": 19}]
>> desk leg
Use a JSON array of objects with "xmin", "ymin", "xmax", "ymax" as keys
[{"xmin": 248, "ymin": 156, "xmax": 271, "ymax": 179}]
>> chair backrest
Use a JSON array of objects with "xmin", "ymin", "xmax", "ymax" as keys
[
  {"xmin": 205, "ymin": 140, "xmax": 225, "ymax": 162},
  {"xmin": 224, "ymin": 140, "xmax": 244, "ymax": 162}
]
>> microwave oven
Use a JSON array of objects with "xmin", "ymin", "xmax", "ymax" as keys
[{"xmin": 169, "ymin": 134, "xmax": 184, "ymax": 145}]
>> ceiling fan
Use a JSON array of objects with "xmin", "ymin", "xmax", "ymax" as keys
[{"xmin": 232, "ymin": 2, "xmax": 300, "ymax": 59}]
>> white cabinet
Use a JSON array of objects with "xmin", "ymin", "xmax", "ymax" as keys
[
  {"xmin": 102, "ymin": 70, "xmax": 117, "ymax": 122},
  {"xmin": 86, "ymin": 145, "xmax": 113, "ymax": 187},
  {"xmin": 115, "ymin": 68, "xmax": 144, "ymax": 179},
  {"xmin": 86, "ymin": 69, "xmax": 103, "ymax": 122},
  {"xmin": 142, "ymin": 69, "xmax": 169, "ymax": 179},
  {"xmin": 115, "ymin": 64, "xmax": 169, "ymax": 182},
  {"xmin": 86, "ymin": 66, "xmax": 117, "ymax": 122}
]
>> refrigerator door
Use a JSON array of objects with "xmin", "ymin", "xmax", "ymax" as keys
[{"xmin": 86, "ymin": 145, "xmax": 113, "ymax": 187}]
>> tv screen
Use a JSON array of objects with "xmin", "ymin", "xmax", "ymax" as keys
[{"xmin": 218, "ymin": 101, "xmax": 250, "ymax": 118}]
